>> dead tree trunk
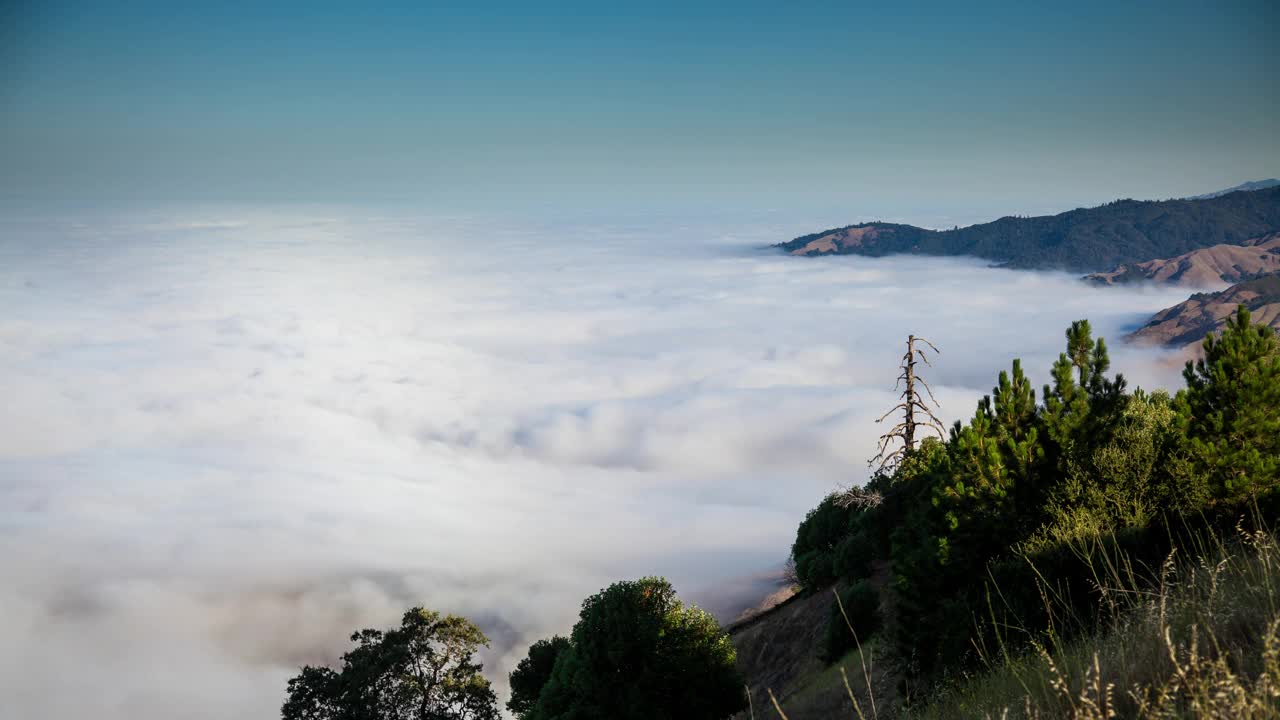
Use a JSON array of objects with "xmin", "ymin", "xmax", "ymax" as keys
[{"xmin": 870, "ymin": 334, "xmax": 945, "ymax": 474}]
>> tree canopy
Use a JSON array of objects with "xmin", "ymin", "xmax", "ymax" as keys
[
  {"xmin": 281, "ymin": 607, "xmax": 500, "ymax": 720},
  {"xmin": 1181, "ymin": 304, "xmax": 1280, "ymax": 498},
  {"xmin": 507, "ymin": 636, "xmax": 569, "ymax": 720},
  {"xmin": 515, "ymin": 577, "xmax": 745, "ymax": 720}
]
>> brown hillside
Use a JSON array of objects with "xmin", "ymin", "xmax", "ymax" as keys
[
  {"xmin": 1127, "ymin": 274, "xmax": 1280, "ymax": 349},
  {"xmin": 728, "ymin": 587, "xmax": 898, "ymax": 720},
  {"xmin": 1086, "ymin": 232, "xmax": 1280, "ymax": 288},
  {"xmin": 788, "ymin": 225, "xmax": 903, "ymax": 256}
]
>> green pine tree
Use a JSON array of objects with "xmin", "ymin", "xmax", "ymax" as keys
[
  {"xmin": 1041, "ymin": 320, "xmax": 1126, "ymax": 462},
  {"xmin": 937, "ymin": 359, "xmax": 1043, "ymax": 563},
  {"xmin": 1180, "ymin": 305, "xmax": 1280, "ymax": 499}
]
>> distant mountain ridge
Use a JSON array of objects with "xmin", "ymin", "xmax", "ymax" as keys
[
  {"xmin": 1188, "ymin": 179, "xmax": 1280, "ymax": 200},
  {"xmin": 1127, "ymin": 274, "xmax": 1280, "ymax": 349},
  {"xmin": 1085, "ymin": 232, "xmax": 1280, "ymax": 288},
  {"xmin": 778, "ymin": 186, "xmax": 1280, "ymax": 272}
]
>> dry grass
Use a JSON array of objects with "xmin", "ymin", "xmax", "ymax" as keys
[
  {"xmin": 747, "ymin": 522, "xmax": 1280, "ymax": 719},
  {"xmin": 749, "ymin": 588, "xmax": 885, "ymax": 720},
  {"xmin": 911, "ymin": 524, "xmax": 1280, "ymax": 719}
]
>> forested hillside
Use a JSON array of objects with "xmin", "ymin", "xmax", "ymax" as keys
[
  {"xmin": 779, "ymin": 187, "xmax": 1280, "ymax": 272},
  {"xmin": 768, "ymin": 307, "xmax": 1280, "ymax": 718}
]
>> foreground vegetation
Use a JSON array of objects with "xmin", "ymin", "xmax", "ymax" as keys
[
  {"xmin": 785, "ymin": 305, "xmax": 1280, "ymax": 717},
  {"xmin": 507, "ymin": 576, "xmax": 745, "ymax": 720},
  {"xmin": 910, "ymin": 525, "xmax": 1280, "ymax": 719},
  {"xmin": 280, "ymin": 306, "xmax": 1278, "ymax": 719},
  {"xmin": 282, "ymin": 577, "xmax": 745, "ymax": 720},
  {"xmin": 282, "ymin": 607, "xmax": 501, "ymax": 720}
]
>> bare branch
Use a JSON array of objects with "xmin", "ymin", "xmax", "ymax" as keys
[
  {"xmin": 868, "ymin": 447, "xmax": 905, "ymax": 469},
  {"xmin": 868, "ymin": 334, "xmax": 944, "ymax": 474},
  {"xmin": 876, "ymin": 403, "xmax": 909, "ymax": 423},
  {"xmin": 833, "ymin": 486, "xmax": 884, "ymax": 509},
  {"xmin": 915, "ymin": 376, "xmax": 940, "ymax": 406}
]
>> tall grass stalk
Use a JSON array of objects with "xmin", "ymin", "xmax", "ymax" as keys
[
  {"xmin": 758, "ymin": 588, "xmax": 882, "ymax": 719},
  {"xmin": 914, "ymin": 523, "xmax": 1280, "ymax": 719},
  {"xmin": 834, "ymin": 587, "xmax": 879, "ymax": 720}
]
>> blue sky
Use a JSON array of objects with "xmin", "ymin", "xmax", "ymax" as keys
[{"xmin": 2, "ymin": 0, "xmax": 1277, "ymax": 217}]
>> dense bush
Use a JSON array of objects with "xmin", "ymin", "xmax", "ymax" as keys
[
  {"xmin": 507, "ymin": 636, "xmax": 569, "ymax": 719},
  {"xmin": 790, "ymin": 493, "xmax": 860, "ymax": 591},
  {"xmin": 518, "ymin": 577, "xmax": 745, "ymax": 720},
  {"xmin": 822, "ymin": 580, "xmax": 882, "ymax": 662},
  {"xmin": 833, "ymin": 529, "xmax": 875, "ymax": 581}
]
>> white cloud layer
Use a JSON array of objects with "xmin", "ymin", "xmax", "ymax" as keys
[{"xmin": 0, "ymin": 207, "xmax": 1194, "ymax": 718}]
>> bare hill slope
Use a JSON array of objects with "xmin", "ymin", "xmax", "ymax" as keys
[
  {"xmin": 1086, "ymin": 232, "xmax": 1280, "ymax": 287},
  {"xmin": 1127, "ymin": 274, "xmax": 1280, "ymax": 348}
]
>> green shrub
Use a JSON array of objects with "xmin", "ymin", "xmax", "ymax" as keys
[
  {"xmin": 530, "ymin": 577, "xmax": 745, "ymax": 720},
  {"xmin": 795, "ymin": 549, "xmax": 836, "ymax": 589},
  {"xmin": 834, "ymin": 529, "xmax": 875, "ymax": 580},
  {"xmin": 508, "ymin": 636, "xmax": 569, "ymax": 719},
  {"xmin": 791, "ymin": 494, "xmax": 859, "ymax": 591},
  {"xmin": 823, "ymin": 580, "xmax": 882, "ymax": 662}
]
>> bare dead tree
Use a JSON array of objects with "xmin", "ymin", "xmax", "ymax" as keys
[
  {"xmin": 835, "ymin": 336, "xmax": 945, "ymax": 508},
  {"xmin": 869, "ymin": 334, "xmax": 945, "ymax": 474}
]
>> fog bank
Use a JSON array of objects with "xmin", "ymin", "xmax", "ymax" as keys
[{"xmin": 0, "ymin": 208, "xmax": 1192, "ymax": 718}]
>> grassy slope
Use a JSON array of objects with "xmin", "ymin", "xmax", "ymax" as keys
[
  {"xmin": 730, "ymin": 587, "xmax": 898, "ymax": 719},
  {"xmin": 731, "ymin": 525, "xmax": 1280, "ymax": 719},
  {"xmin": 908, "ymin": 529, "xmax": 1280, "ymax": 719}
]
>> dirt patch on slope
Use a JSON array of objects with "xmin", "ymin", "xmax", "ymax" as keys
[
  {"xmin": 790, "ymin": 226, "xmax": 894, "ymax": 256},
  {"xmin": 729, "ymin": 588, "xmax": 899, "ymax": 719}
]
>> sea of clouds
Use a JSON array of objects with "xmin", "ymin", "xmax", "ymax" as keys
[{"xmin": 0, "ymin": 206, "xmax": 1197, "ymax": 718}]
